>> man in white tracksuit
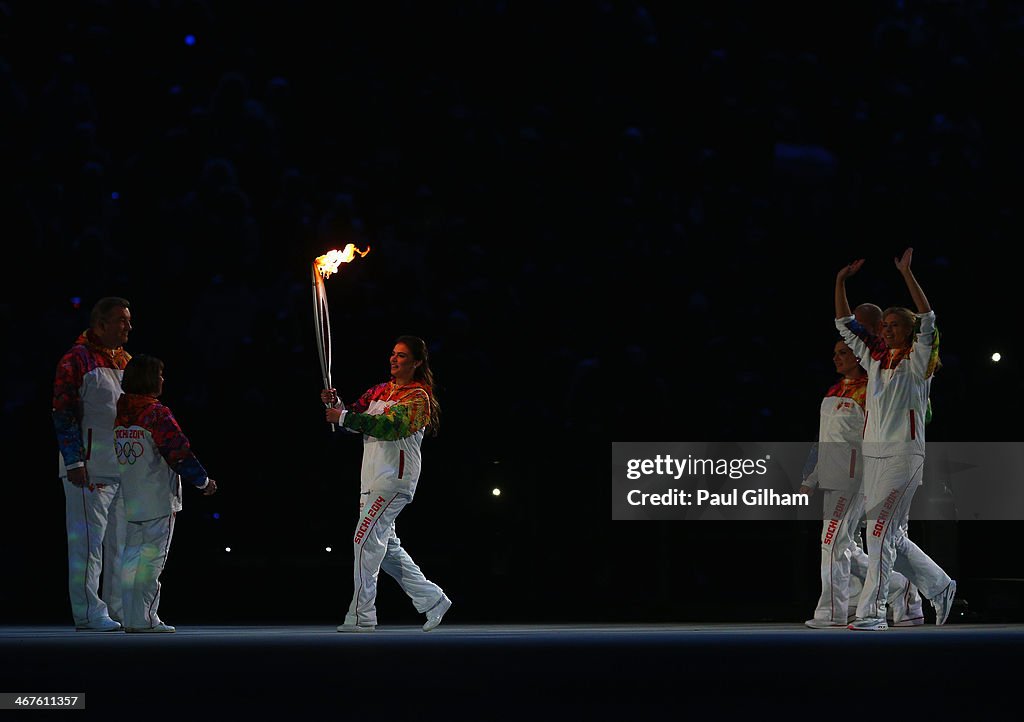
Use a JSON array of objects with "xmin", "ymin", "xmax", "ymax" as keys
[
  {"xmin": 52, "ymin": 297, "xmax": 132, "ymax": 631},
  {"xmin": 834, "ymin": 249, "xmax": 957, "ymax": 631}
]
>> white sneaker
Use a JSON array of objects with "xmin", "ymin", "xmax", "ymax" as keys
[
  {"xmin": 932, "ymin": 580, "xmax": 957, "ymax": 625},
  {"xmin": 76, "ymin": 617, "xmax": 122, "ymax": 632},
  {"xmin": 422, "ymin": 594, "xmax": 452, "ymax": 632},
  {"xmin": 336, "ymin": 624, "xmax": 376, "ymax": 633},
  {"xmin": 804, "ymin": 618, "xmax": 847, "ymax": 629},
  {"xmin": 125, "ymin": 623, "xmax": 175, "ymax": 633},
  {"xmin": 848, "ymin": 617, "xmax": 888, "ymax": 631}
]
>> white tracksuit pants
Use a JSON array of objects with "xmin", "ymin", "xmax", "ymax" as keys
[
  {"xmin": 121, "ymin": 514, "xmax": 175, "ymax": 629},
  {"xmin": 345, "ymin": 491, "xmax": 444, "ymax": 627},
  {"xmin": 857, "ymin": 455, "xmax": 952, "ymax": 620},
  {"xmin": 813, "ymin": 488, "xmax": 922, "ymax": 624},
  {"xmin": 63, "ymin": 477, "xmax": 125, "ymax": 626}
]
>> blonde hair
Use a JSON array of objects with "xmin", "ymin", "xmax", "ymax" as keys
[
  {"xmin": 883, "ymin": 306, "xmax": 942, "ymax": 373},
  {"xmin": 882, "ymin": 306, "xmax": 916, "ymax": 328}
]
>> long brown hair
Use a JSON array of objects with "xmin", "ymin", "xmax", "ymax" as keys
[{"xmin": 396, "ymin": 335, "xmax": 440, "ymax": 436}]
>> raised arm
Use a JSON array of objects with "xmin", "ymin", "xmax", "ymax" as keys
[
  {"xmin": 834, "ymin": 258, "xmax": 886, "ymax": 363},
  {"xmin": 894, "ymin": 247, "xmax": 931, "ymax": 313},
  {"xmin": 834, "ymin": 259, "xmax": 864, "ymax": 319},
  {"xmin": 896, "ymin": 248, "xmax": 939, "ymax": 378}
]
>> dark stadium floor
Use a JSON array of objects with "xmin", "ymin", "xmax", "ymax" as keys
[{"xmin": 2, "ymin": 623, "xmax": 1021, "ymax": 717}]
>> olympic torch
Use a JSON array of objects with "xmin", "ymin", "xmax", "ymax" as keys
[{"xmin": 312, "ymin": 244, "xmax": 370, "ymax": 430}]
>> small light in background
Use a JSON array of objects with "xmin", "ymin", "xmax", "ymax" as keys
[
  {"xmin": 212, "ymin": 512, "xmax": 220, "ymax": 520},
  {"xmin": 992, "ymin": 353, "xmax": 1002, "ymax": 362},
  {"xmin": 492, "ymin": 488, "xmax": 501, "ymax": 497},
  {"xmin": 110, "ymin": 191, "xmax": 119, "ymax": 200},
  {"xmin": 70, "ymin": 297, "xmax": 82, "ymax": 309},
  {"xmin": 325, "ymin": 547, "xmax": 332, "ymax": 553},
  {"xmin": 184, "ymin": 34, "xmax": 196, "ymax": 46},
  {"xmin": 225, "ymin": 547, "xmax": 231, "ymax": 553}
]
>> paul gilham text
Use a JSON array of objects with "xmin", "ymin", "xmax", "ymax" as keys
[{"xmin": 627, "ymin": 489, "xmax": 809, "ymax": 507}]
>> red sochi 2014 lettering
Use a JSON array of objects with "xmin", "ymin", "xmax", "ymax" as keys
[
  {"xmin": 353, "ymin": 495, "xmax": 387, "ymax": 545},
  {"xmin": 824, "ymin": 518, "xmax": 839, "ymax": 545},
  {"xmin": 871, "ymin": 489, "xmax": 901, "ymax": 537},
  {"xmin": 823, "ymin": 497, "xmax": 847, "ymax": 546}
]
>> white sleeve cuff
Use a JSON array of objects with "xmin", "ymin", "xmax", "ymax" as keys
[
  {"xmin": 917, "ymin": 310, "xmax": 936, "ymax": 333},
  {"xmin": 197, "ymin": 477, "xmax": 210, "ymax": 489}
]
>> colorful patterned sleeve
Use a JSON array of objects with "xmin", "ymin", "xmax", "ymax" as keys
[
  {"xmin": 52, "ymin": 348, "xmax": 86, "ymax": 468},
  {"xmin": 342, "ymin": 389, "xmax": 431, "ymax": 441},
  {"xmin": 836, "ymin": 315, "xmax": 887, "ymax": 362},
  {"xmin": 149, "ymin": 406, "xmax": 209, "ymax": 487},
  {"xmin": 348, "ymin": 385, "xmax": 378, "ymax": 414}
]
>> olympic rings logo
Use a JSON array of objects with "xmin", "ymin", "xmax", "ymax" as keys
[{"xmin": 116, "ymin": 441, "xmax": 144, "ymax": 465}]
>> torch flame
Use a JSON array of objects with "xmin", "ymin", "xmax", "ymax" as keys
[{"xmin": 315, "ymin": 244, "xmax": 371, "ymax": 278}]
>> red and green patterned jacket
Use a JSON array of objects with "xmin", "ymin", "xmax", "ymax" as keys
[
  {"xmin": 340, "ymin": 381, "xmax": 433, "ymax": 497},
  {"xmin": 53, "ymin": 330, "xmax": 130, "ymax": 478}
]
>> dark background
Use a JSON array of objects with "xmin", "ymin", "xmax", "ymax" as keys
[{"xmin": 1, "ymin": 0, "xmax": 1020, "ymax": 626}]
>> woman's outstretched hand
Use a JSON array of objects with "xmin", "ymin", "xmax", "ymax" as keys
[
  {"xmin": 894, "ymin": 247, "xmax": 913, "ymax": 274},
  {"xmin": 837, "ymin": 258, "xmax": 865, "ymax": 281}
]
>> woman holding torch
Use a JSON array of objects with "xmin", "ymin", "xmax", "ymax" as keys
[{"xmin": 321, "ymin": 335, "xmax": 451, "ymax": 632}]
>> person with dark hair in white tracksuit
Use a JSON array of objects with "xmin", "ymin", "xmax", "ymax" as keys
[
  {"xmin": 834, "ymin": 249, "xmax": 957, "ymax": 631},
  {"xmin": 321, "ymin": 335, "xmax": 451, "ymax": 633},
  {"xmin": 115, "ymin": 354, "xmax": 217, "ymax": 633}
]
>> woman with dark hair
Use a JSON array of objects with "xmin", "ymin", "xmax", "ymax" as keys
[
  {"xmin": 834, "ymin": 249, "xmax": 955, "ymax": 631},
  {"xmin": 115, "ymin": 354, "xmax": 217, "ymax": 633},
  {"xmin": 321, "ymin": 335, "xmax": 450, "ymax": 632}
]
